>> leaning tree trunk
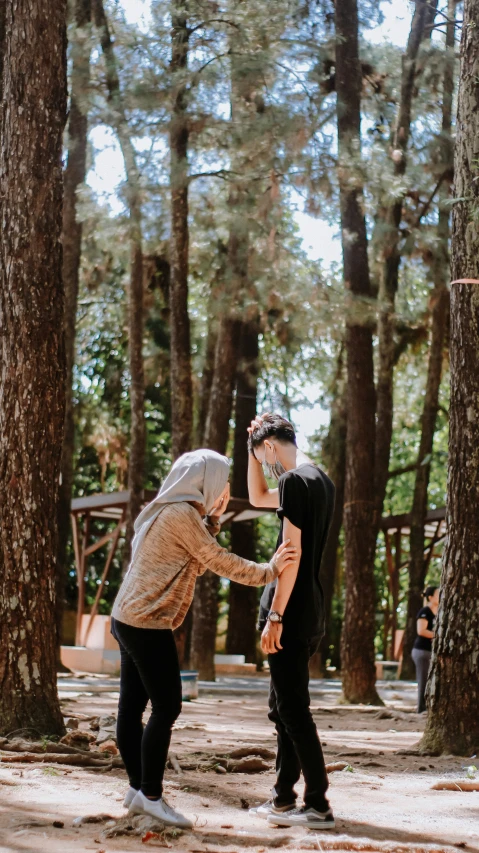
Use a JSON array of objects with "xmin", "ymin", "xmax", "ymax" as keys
[
  {"xmin": 93, "ymin": 0, "xmax": 145, "ymax": 567},
  {"xmin": 169, "ymin": 8, "xmax": 193, "ymax": 460},
  {"xmin": 57, "ymin": 0, "xmax": 92, "ymax": 654},
  {"xmin": 0, "ymin": 0, "xmax": 67, "ymax": 735},
  {"xmin": 374, "ymin": 0, "xmax": 432, "ymax": 530},
  {"xmin": 226, "ymin": 317, "xmax": 260, "ymax": 664},
  {"xmin": 421, "ymin": 0, "xmax": 479, "ymax": 755},
  {"xmin": 401, "ymin": 0, "xmax": 454, "ymax": 679},
  {"xmin": 335, "ymin": 0, "xmax": 382, "ymax": 705}
]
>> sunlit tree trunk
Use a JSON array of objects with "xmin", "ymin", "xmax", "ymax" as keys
[
  {"xmin": 402, "ymin": 0, "xmax": 454, "ymax": 678},
  {"xmin": 93, "ymin": 0, "xmax": 145, "ymax": 567},
  {"xmin": 57, "ymin": 0, "xmax": 92, "ymax": 657},
  {"xmin": 169, "ymin": 7, "xmax": 193, "ymax": 460},
  {"xmin": 0, "ymin": 0, "xmax": 67, "ymax": 735},
  {"xmin": 421, "ymin": 0, "xmax": 479, "ymax": 755},
  {"xmin": 335, "ymin": 0, "xmax": 382, "ymax": 704}
]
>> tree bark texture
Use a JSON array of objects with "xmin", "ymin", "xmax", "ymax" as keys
[
  {"xmin": 169, "ymin": 9, "xmax": 193, "ymax": 460},
  {"xmin": 226, "ymin": 319, "xmax": 260, "ymax": 663},
  {"xmin": 57, "ymin": 0, "xmax": 92, "ymax": 652},
  {"xmin": 374, "ymin": 0, "xmax": 431, "ymax": 534},
  {"xmin": 93, "ymin": 0, "xmax": 146, "ymax": 567},
  {"xmin": 401, "ymin": 0, "xmax": 454, "ymax": 679},
  {"xmin": 0, "ymin": 0, "xmax": 67, "ymax": 735},
  {"xmin": 422, "ymin": 0, "xmax": 479, "ymax": 755},
  {"xmin": 335, "ymin": 0, "xmax": 382, "ymax": 704}
]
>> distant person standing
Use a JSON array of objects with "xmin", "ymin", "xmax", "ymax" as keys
[{"xmin": 411, "ymin": 585, "xmax": 439, "ymax": 713}]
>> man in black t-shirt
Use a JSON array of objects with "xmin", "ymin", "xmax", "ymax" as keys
[{"xmin": 246, "ymin": 413, "xmax": 335, "ymax": 831}]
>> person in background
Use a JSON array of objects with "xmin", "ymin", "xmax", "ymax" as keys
[
  {"xmin": 246, "ymin": 413, "xmax": 336, "ymax": 832},
  {"xmin": 110, "ymin": 449, "xmax": 297, "ymax": 829},
  {"xmin": 411, "ymin": 585, "xmax": 440, "ymax": 713}
]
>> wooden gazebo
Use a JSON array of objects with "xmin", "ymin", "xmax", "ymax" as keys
[{"xmin": 70, "ymin": 491, "xmax": 275, "ymax": 646}]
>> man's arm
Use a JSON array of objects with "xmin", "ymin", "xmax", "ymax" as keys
[
  {"xmin": 248, "ymin": 452, "xmax": 279, "ymax": 508},
  {"xmin": 261, "ymin": 517, "xmax": 301, "ymax": 653}
]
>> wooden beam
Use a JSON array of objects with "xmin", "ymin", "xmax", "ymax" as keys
[
  {"xmin": 84, "ymin": 526, "xmax": 122, "ymax": 556},
  {"xmin": 75, "ymin": 513, "xmax": 90, "ymax": 646},
  {"xmin": 81, "ymin": 515, "xmax": 124, "ymax": 647}
]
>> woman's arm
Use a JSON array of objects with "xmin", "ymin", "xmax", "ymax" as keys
[
  {"xmin": 417, "ymin": 617, "xmax": 434, "ymax": 639},
  {"xmin": 183, "ymin": 506, "xmax": 295, "ymax": 586},
  {"xmin": 261, "ymin": 517, "xmax": 302, "ymax": 654}
]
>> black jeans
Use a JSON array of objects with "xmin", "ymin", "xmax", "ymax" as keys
[
  {"xmin": 268, "ymin": 637, "xmax": 329, "ymax": 813},
  {"xmin": 111, "ymin": 618, "xmax": 182, "ymax": 798}
]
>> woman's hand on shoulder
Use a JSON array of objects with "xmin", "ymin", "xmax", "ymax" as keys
[{"xmin": 272, "ymin": 539, "xmax": 298, "ymax": 574}]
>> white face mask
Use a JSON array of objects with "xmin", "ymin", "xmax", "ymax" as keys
[{"xmin": 261, "ymin": 445, "xmax": 286, "ymax": 482}]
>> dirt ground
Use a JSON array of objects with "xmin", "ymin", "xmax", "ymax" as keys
[{"xmin": 1, "ymin": 675, "xmax": 478, "ymax": 853}]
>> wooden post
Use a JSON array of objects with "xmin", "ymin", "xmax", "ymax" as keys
[
  {"xmin": 384, "ymin": 531, "xmax": 394, "ymax": 658},
  {"xmin": 75, "ymin": 513, "xmax": 90, "ymax": 646},
  {"xmin": 392, "ymin": 528, "xmax": 401, "ymax": 659},
  {"xmin": 81, "ymin": 514, "xmax": 125, "ymax": 646}
]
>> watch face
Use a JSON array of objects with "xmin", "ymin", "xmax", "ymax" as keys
[{"xmin": 269, "ymin": 612, "xmax": 280, "ymax": 622}]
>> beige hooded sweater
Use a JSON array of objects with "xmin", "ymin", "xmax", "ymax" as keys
[{"xmin": 112, "ymin": 501, "xmax": 277, "ymax": 630}]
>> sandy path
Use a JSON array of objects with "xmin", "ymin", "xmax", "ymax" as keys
[{"xmin": 1, "ymin": 677, "xmax": 478, "ymax": 853}]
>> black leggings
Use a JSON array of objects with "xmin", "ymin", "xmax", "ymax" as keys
[{"xmin": 111, "ymin": 618, "xmax": 182, "ymax": 798}]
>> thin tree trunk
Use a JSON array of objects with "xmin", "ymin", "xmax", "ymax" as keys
[
  {"xmin": 191, "ymin": 46, "xmax": 260, "ymax": 680},
  {"xmin": 318, "ymin": 349, "xmax": 347, "ymax": 671},
  {"xmin": 422, "ymin": 0, "xmax": 479, "ymax": 754},
  {"xmin": 374, "ymin": 0, "xmax": 431, "ymax": 532},
  {"xmin": 93, "ymin": 0, "xmax": 146, "ymax": 566},
  {"xmin": 57, "ymin": 0, "xmax": 92, "ymax": 658},
  {"xmin": 226, "ymin": 318, "xmax": 260, "ymax": 663},
  {"xmin": 335, "ymin": 0, "xmax": 382, "ymax": 705},
  {"xmin": 401, "ymin": 0, "xmax": 455, "ymax": 679},
  {"xmin": 0, "ymin": 0, "xmax": 67, "ymax": 735},
  {"xmin": 169, "ymin": 8, "xmax": 193, "ymax": 460}
]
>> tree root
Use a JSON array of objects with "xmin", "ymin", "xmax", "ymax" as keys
[{"xmin": 0, "ymin": 751, "xmax": 123, "ymax": 768}]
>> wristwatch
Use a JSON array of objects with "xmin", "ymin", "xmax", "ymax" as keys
[{"xmin": 268, "ymin": 610, "xmax": 283, "ymax": 624}]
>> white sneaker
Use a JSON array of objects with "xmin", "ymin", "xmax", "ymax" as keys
[
  {"xmin": 123, "ymin": 786, "xmax": 138, "ymax": 809},
  {"xmin": 129, "ymin": 790, "xmax": 193, "ymax": 829},
  {"xmin": 249, "ymin": 799, "xmax": 296, "ymax": 819},
  {"xmin": 268, "ymin": 806, "xmax": 335, "ymax": 829}
]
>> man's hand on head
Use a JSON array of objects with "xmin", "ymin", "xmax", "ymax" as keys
[
  {"xmin": 261, "ymin": 620, "xmax": 283, "ymax": 655},
  {"xmin": 247, "ymin": 412, "xmax": 271, "ymax": 437}
]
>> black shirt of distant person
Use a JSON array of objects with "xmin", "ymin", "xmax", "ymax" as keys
[
  {"xmin": 413, "ymin": 606, "xmax": 436, "ymax": 652},
  {"xmin": 258, "ymin": 463, "xmax": 335, "ymax": 646}
]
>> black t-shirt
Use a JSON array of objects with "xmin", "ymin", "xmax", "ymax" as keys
[
  {"xmin": 413, "ymin": 606, "xmax": 435, "ymax": 652},
  {"xmin": 258, "ymin": 463, "xmax": 335, "ymax": 644}
]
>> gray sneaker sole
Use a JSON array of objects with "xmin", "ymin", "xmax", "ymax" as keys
[{"xmin": 268, "ymin": 814, "xmax": 335, "ymax": 830}]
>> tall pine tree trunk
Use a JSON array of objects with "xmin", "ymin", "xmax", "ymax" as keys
[
  {"xmin": 93, "ymin": 0, "xmax": 145, "ymax": 566},
  {"xmin": 335, "ymin": 0, "xmax": 381, "ymax": 705},
  {"xmin": 191, "ymin": 44, "xmax": 260, "ymax": 680},
  {"xmin": 169, "ymin": 8, "xmax": 193, "ymax": 460},
  {"xmin": 374, "ymin": 0, "xmax": 431, "ymax": 528},
  {"xmin": 0, "ymin": 0, "xmax": 67, "ymax": 735},
  {"xmin": 226, "ymin": 318, "xmax": 260, "ymax": 663},
  {"xmin": 421, "ymin": 0, "xmax": 479, "ymax": 754},
  {"xmin": 318, "ymin": 350, "xmax": 347, "ymax": 669},
  {"xmin": 401, "ymin": 0, "xmax": 454, "ymax": 679},
  {"xmin": 57, "ymin": 0, "xmax": 92, "ymax": 654}
]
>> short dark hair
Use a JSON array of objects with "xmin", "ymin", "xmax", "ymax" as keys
[
  {"xmin": 423, "ymin": 585, "xmax": 438, "ymax": 600},
  {"xmin": 248, "ymin": 413, "xmax": 297, "ymax": 456}
]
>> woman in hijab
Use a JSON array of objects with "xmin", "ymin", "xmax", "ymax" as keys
[{"xmin": 111, "ymin": 449, "xmax": 297, "ymax": 828}]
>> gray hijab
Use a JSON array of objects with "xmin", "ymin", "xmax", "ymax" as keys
[{"xmin": 129, "ymin": 449, "xmax": 230, "ymax": 565}]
